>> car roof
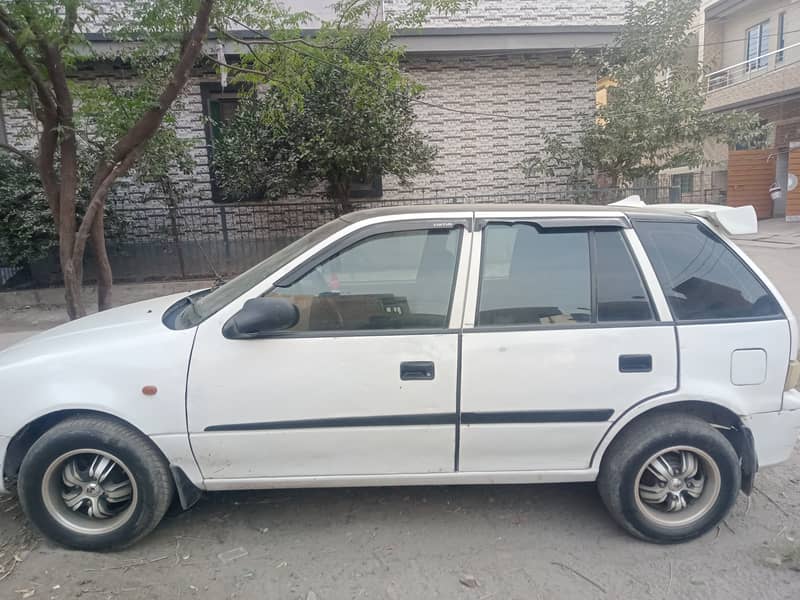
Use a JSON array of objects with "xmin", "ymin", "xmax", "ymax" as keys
[{"xmin": 339, "ymin": 203, "xmax": 692, "ymax": 223}]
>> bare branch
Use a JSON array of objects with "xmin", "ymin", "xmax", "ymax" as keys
[
  {"xmin": 227, "ymin": 16, "xmax": 334, "ymax": 50},
  {"xmin": 0, "ymin": 141, "xmax": 37, "ymax": 167},
  {"xmin": 219, "ymin": 30, "xmax": 280, "ymax": 71},
  {"xmin": 75, "ymin": 128, "xmax": 107, "ymax": 153},
  {"xmin": 203, "ymin": 52, "xmax": 271, "ymax": 77}
]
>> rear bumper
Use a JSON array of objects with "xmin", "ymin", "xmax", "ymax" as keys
[
  {"xmin": 743, "ymin": 389, "xmax": 800, "ymax": 468},
  {"xmin": 0, "ymin": 435, "xmax": 9, "ymax": 495}
]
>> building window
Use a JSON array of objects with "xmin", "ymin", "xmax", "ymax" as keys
[
  {"xmin": 201, "ymin": 83, "xmax": 245, "ymax": 202},
  {"xmin": 671, "ymin": 173, "xmax": 695, "ymax": 194},
  {"xmin": 201, "ymin": 85, "xmax": 240, "ymax": 148},
  {"xmin": 350, "ymin": 175, "xmax": 383, "ymax": 199},
  {"xmin": 777, "ymin": 13, "xmax": 786, "ymax": 64},
  {"xmin": 745, "ymin": 21, "xmax": 770, "ymax": 71}
]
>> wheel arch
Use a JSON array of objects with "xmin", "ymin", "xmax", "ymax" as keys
[
  {"xmin": 2, "ymin": 409, "xmax": 196, "ymax": 497},
  {"xmin": 592, "ymin": 399, "xmax": 756, "ymax": 493},
  {"xmin": 4, "ymin": 410, "xmax": 146, "ymax": 486}
]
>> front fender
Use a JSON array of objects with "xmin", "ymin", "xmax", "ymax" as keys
[{"xmin": 0, "ymin": 295, "xmax": 203, "ymax": 491}]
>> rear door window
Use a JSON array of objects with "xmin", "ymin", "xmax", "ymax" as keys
[
  {"xmin": 634, "ymin": 220, "xmax": 782, "ymax": 321},
  {"xmin": 477, "ymin": 223, "xmax": 654, "ymax": 327},
  {"xmin": 595, "ymin": 230, "xmax": 654, "ymax": 322},
  {"xmin": 478, "ymin": 224, "xmax": 591, "ymax": 326}
]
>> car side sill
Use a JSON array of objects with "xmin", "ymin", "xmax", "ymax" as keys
[{"xmin": 202, "ymin": 469, "xmax": 599, "ymax": 491}]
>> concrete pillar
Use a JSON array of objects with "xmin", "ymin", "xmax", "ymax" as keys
[{"xmin": 775, "ymin": 148, "xmax": 789, "ymax": 218}]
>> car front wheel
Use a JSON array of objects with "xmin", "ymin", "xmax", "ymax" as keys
[
  {"xmin": 598, "ymin": 413, "xmax": 741, "ymax": 543},
  {"xmin": 17, "ymin": 415, "xmax": 173, "ymax": 551}
]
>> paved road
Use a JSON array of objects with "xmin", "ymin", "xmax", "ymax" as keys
[{"xmin": 0, "ymin": 224, "xmax": 799, "ymax": 600}]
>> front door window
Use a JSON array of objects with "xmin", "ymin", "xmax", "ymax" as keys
[{"xmin": 267, "ymin": 227, "xmax": 462, "ymax": 332}]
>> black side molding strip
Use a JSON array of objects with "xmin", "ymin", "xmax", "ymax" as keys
[
  {"xmin": 461, "ymin": 410, "xmax": 614, "ymax": 424},
  {"xmin": 205, "ymin": 413, "xmax": 457, "ymax": 432},
  {"xmin": 205, "ymin": 409, "xmax": 614, "ymax": 432}
]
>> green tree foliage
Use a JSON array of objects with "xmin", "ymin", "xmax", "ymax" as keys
[
  {"xmin": 212, "ymin": 0, "xmax": 475, "ymax": 214},
  {"xmin": 521, "ymin": 0, "xmax": 766, "ymax": 187}
]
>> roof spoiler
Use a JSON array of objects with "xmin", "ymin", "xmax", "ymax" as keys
[{"xmin": 609, "ymin": 195, "xmax": 758, "ymax": 236}]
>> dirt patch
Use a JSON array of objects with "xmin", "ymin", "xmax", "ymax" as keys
[
  {"xmin": 0, "ymin": 495, "xmax": 38, "ymax": 587},
  {"xmin": 2, "ymin": 464, "xmax": 800, "ymax": 599}
]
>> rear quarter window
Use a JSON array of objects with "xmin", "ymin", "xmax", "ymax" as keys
[{"xmin": 634, "ymin": 220, "xmax": 782, "ymax": 322}]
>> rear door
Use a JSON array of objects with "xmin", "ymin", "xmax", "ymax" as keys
[{"xmin": 458, "ymin": 216, "xmax": 678, "ymax": 472}]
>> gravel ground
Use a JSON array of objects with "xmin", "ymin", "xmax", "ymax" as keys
[{"xmin": 0, "ymin": 223, "xmax": 799, "ymax": 600}]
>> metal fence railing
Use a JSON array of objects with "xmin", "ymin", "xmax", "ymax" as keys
[
  {"xmin": 706, "ymin": 41, "xmax": 800, "ymax": 94},
  {"xmin": 7, "ymin": 185, "xmax": 724, "ymax": 288},
  {"xmin": 0, "ymin": 266, "xmax": 20, "ymax": 286}
]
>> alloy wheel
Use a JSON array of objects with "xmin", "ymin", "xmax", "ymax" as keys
[
  {"xmin": 41, "ymin": 449, "xmax": 138, "ymax": 535},
  {"xmin": 634, "ymin": 446, "xmax": 721, "ymax": 528}
]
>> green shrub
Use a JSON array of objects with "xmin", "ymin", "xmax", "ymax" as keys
[{"xmin": 0, "ymin": 154, "xmax": 56, "ymax": 268}]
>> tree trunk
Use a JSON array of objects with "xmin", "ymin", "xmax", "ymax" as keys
[
  {"xmin": 59, "ymin": 231, "xmax": 84, "ymax": 320},
  {"xmin": 91, "ymin": 208, "xmax": 113, "ymax": 311},
  {"xmin": 330, "ymin": 180, "xmax": 353, "ymax": 216}
]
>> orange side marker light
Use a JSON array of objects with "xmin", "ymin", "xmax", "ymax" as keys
[{"xmin": 142, "ymin": 385, "xmax": 158, "ymax": 396}]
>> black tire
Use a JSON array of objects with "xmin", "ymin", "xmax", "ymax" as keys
[
  {"xmin": 597, "ymin": 413, "xmax": 740, "ymax": 543},
  {"xmin": 17, "ymin": 415, "xmax": 173, "ymax": 551}
]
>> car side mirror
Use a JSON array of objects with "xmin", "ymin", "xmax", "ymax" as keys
[{"xmin": 222, "ymin": 297, "xmax": 299, "ymax": 339}]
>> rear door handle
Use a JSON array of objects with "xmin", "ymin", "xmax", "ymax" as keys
[
  {"xmin": 619, "ymin": 354, "xmax": 652, "ymax": 373},
  {"xmin": 400, "ymin": 361, "xmax": 435, "ymax": 381}
]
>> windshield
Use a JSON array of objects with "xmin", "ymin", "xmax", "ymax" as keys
[{"xmin": 175, "ymin": 217, "xmax": 350, "ymax": 328}]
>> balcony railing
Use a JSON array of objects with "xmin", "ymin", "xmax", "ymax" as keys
[{"xmin": 705, "ymin": 40, "xmax": 800, "ymax": 93}]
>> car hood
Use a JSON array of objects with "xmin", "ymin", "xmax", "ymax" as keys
[{"xmin": 0, "ymin": 292, "xmax": 190, "ymax": 366}]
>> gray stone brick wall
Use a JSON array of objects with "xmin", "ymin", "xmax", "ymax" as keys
[
  {"xmin": 383, "ymin": 0, "xmax": 629, "ymax": 27},
  {"xmin": 1, "ymin": 53, "xmax": 595, "ymax": 210},
  {"xmin": 0, "ymin": 96, "xmax": 38, "ymax": 153},
  {"xmin": 382, "ymin": 53, "xmax": 595, "ymax": 199}
]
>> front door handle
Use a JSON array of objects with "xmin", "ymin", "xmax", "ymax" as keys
[
  {"xmin": 400, "ymin": 361, "xmax": 435, "ymax": 381},
  {"xmin": 619, "ymin": 354, "xmax": 653, "ymax": 373}
]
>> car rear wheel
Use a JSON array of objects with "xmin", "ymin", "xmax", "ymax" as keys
[
  {"xmin": 598, "ymin": 413, "xmax": 740, "ymax": 543},
  {"xmin": 18, "ymin": 415, "xmax": 173, "ymax": 551}
]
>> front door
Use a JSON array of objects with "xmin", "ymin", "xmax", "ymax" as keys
[
  {"xmin": 187, "ymin": 220, "xmax": 469, "ymax": 480},
  {"xmin": 459, "ymin": 219, "xmax": 678, "ymax": 472}
]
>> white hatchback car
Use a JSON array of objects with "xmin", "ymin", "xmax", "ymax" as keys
[{"xmin": 1, "ymin": 201, "xmax": 799, "ymax": 550}]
